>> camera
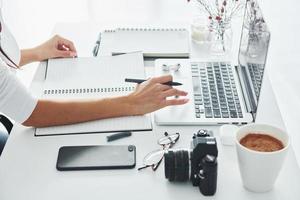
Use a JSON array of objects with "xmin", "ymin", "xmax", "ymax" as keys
[{"xmin": 164, "ymin": 129, "xmax": 218, "ymax": 196}]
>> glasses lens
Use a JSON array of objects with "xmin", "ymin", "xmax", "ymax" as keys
[
  {"xmin": 143, "ymin": 149, "xmax": 164, "ymax": 166},
  {"xmin": 158, "ymin": 133, "xmax": 179, "ymax": 145}
]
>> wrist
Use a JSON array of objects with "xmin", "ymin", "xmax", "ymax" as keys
[
  {"xmin": 31, "ymin": 46, "xmax": 43, "ymax": 62},
  {"xmin": 123, "ymin": 93, "xmax": 144, "ymax": 115},
  {"xmin": 20, "ymin": 48, "xmax": 41, "ymax": 66},
  {"xmin": 100, "ymin": 95, "xmax": 140, "ymax": 117},
  {"xmin": 115, "ymin": 94, "xmax": 140, "ymax": 116}
]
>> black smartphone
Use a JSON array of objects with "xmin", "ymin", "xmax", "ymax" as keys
[{"xmin": 56, "ymin": 145, "xmax": 136, "ymax": 171}]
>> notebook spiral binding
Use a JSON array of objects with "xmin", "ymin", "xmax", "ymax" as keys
[
  {"xmin": 44, "ymin": 86, "xmax": 135, "ymax": 95},
  {"xmin": 104, "ymin": 28, "xmax": 186, "ymax": 33},
  {"xmin": 104, "ymin": 29, "xmax": 116, "ymax": 33}
]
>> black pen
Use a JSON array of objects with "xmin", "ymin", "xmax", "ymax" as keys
[
  {"xmin": 125, "ymin": 78, "xmax": 182, "ymax": 86},
  {"xmin": 92, "ymin": 32, "xmax": 101, "ymax": 57},
  {"xmin": 107, "ymin": 131, "xmax": 132, "ymax": 142}
]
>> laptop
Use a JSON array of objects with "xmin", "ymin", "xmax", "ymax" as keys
[{"xmin": 154, "ymin": 0, "xmax": 270, "ymax": 125}]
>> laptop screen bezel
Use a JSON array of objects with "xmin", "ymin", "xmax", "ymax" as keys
[{"xmin": 236, "ymin": 0, "xmax": 271, "ymax": 121}]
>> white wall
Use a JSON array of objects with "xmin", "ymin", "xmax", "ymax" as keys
[
  {"xmin": 2, "ymin": 0, "xmax": 88, "ymax": 47},
  {"xmin": 0, "ymin": 0, "xmax": 194, "ymax": 86},
  {"xmin": 1, "ymin": 0, "xmax": 89, "ymax": 86}
]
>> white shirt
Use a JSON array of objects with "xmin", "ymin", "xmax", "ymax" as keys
[{"xmin": 0, "ymin": 11, "xmax": 37, "ymax": 123}]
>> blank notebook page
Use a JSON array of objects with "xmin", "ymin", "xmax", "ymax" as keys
[{"xmin": 43, "ymin": 52, "xmax": 145, "ymax": 97}]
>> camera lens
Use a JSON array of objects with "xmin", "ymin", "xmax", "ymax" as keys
[
  {"xmin": 164, "ymin": 150, "xmax": 176, "ymax": 181},
  {"xmin": 182, "ymin": 150, "xmax": 189, "ymax": 181},
  {"xmin": 175, "ymin": 150, "xmax": 189, "ymax": 181},
  {"xmin": 164, "ymin": 149, "xmax": 190, "ymax": 182}
]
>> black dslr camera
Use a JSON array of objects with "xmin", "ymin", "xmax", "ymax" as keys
[{"xmin": 164, "ymin": 130, "xmax": 218, "ymax": 196}]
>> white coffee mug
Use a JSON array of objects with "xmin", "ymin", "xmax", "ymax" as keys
[{"xmin": 235, "ymin": 124, "xmax": 290, "ymax": 192}]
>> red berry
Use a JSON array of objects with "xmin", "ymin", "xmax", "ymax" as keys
[
  {"xmin": 216, "ymin": 16, "xmax": 221, "ymax": 21},
  {"xmin": 209, "ymin": 16, "xmax": 212, "ymax": 20},
  {"xmin": 223, "ymin": 1, "xmax": 227, "ymax": 6}
]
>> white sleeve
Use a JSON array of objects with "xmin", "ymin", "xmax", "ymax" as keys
[{"xmin": 0, "ymin": 61, "xmax": 38, "ymax": 123}]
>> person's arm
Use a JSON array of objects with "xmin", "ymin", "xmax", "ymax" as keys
[
  {"xmin": 19, "ymin": 35, "xmax": 77, "ymax": 66},
  {"xmin": 23, "ymin": 75, "xmax": 189, "ymax": 128},
  {"xmin": 23, "ymin": 97, "xmax": 135, "ymax": 127},
  {"xmin": 17, "ymin": 36, "xmax": 188, "ymax": 127}
]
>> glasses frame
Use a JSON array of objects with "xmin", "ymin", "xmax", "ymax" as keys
[{"xmin": 138, "ymin": 132, "xmax": 180, "ymax": 171}]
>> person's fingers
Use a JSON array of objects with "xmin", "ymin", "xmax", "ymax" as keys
[
  {"xmin": 60, "ymin": 38, "xmax": 76, "ymax": 52},
  {"xmin": 150, "ymin": 75, "xmax": 173, "ymax": 84},
  {"xmin": 55, "ymin": 49, "xmax": 77, "ymax": 58},
  {"xmin": 162, "ymin": 88, "xmax": 188, "ymax": 97},
  {"xmin": 154, "ymin": 83, "xmax": 172, "ymax": 91},
  {"xmin": 56, "ymin": 35, "xmax": 77, "ymax": 54},
  {"xmin": 164, "ymin": 98, "xmax": 189, "ymax": 106},
  {"xmin": 63, "ymin": 40, "xmax": 77, "ymax": 53},
  {"xmin": 58, "ymin": 44, "xmax": 70, "ymax": 51}
]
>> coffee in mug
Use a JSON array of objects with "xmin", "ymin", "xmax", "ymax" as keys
[{"xmin": 240, "ymin": 133, "xmax": 284, "ymax": 152}]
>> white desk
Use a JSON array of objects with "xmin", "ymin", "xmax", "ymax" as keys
[
  {"xmin": 0, "ymin": 65, "xmax": 299, "ymax": 200},
  {"xmin": 1, "ymin": 1, "xmax": 300, "ymax": 199},
  {"xmin": 259, "ymin": 1, "xmax": 300, "ymax": 166}
]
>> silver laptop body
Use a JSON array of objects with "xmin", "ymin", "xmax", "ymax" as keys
[{"xmin": 154, "ymin": 0, "xmax": 271, "ymax": 125}]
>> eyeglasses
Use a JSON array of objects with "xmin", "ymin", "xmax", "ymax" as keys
[
  {"xmin": 161, "ymin": 63, "xmax": 181, "ymax": 72},
  {"xmin": 138, "ymin": 132, "xmax": 180, "ymax": 171},
  {"xmin": 0, "ymin": 22, "xmax": 19, "ymax": 68}
]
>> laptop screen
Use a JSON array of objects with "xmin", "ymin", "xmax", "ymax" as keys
[{"xmin": 237, "ymin": 0, "xmax": 270, "ymax": 119}]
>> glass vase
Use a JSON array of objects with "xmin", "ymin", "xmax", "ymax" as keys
[{"xmin": 209, "ymin": 26, "xmax": 233, "ymax": 56}]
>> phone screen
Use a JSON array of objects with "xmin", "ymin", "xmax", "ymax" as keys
[{"xmin": 56, "ymin": 145, "xmax": 136, "ymax": 171}]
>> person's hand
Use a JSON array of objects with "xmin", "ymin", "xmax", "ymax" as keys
[
  {"xmin": 127, "ymin": 75, "xmax": 189, "ymax": 115},
  {"xmin": 34, "ymin": 35, "xmax": 77, "ymax": 61}
]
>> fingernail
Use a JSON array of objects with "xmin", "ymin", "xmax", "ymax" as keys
[
  {"xmin": 183, "ymin": 99, "xmax": 189, "ymax": 103},
  {"xmin": 70, "ymin": 52, "xmax": 77, "ymax": 57}
]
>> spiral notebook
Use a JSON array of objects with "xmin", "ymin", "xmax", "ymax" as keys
[
  {"xmin": 35, "ymin": 52, "xmax": 152, "ymax": 136},
  {"xmin": 98, "ymin": 27, "xmax": 190, "ymax": 57}
]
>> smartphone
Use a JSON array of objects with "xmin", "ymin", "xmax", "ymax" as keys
[{"xmin": 56, "ymin": 145, "xmax": 136, "ymax": 171}]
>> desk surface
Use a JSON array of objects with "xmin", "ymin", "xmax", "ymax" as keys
[
  {"xmin": 0, "ymin": 68, "xmax": 299, "ymax": 200},
  {"xmin": 1, "ymin": 1, "xmax": 300, "ymax": 199}
]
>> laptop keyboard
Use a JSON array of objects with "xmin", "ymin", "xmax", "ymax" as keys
[
  {"xmin": 248, "ymin": 63, "xmax": 263, "ymax": 99},
  {"xmin": 191, "ymin": 62, "xmax": 243, "ymax": 119}
]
